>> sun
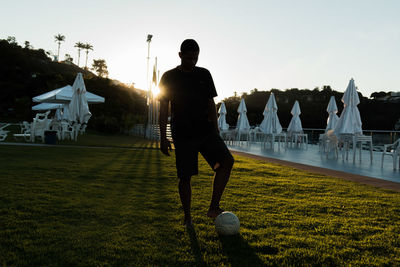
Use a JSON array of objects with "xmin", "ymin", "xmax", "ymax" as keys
[{"xmin": 152, "ymin": 85, "xmax": 160, "ymax": 98}]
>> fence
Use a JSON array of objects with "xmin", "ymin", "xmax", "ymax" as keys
[{"xmin": 130, "ymin": 124, "xmax": 171, "ymax": 141}]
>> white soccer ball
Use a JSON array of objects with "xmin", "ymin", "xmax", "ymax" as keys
[{"xmin": 215, "ymin": 211, "xmax": 240, "ymax": 235}]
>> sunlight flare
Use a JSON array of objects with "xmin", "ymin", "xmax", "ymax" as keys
[{"xmin": 152, "ymin": 85, "xmax": 160, "ymax": 98}]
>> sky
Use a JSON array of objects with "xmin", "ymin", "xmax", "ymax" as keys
[{"xmin": 1, "ymin": 0, "xmax": 400, "ymax": 102}]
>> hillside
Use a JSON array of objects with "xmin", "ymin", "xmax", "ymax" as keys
[
  {"xmin": 0, "ymin": 39, "xmax": 147, "ymax": 133},
  {"xmin": 1, "ymin": 38, "xmax": 398, "ymax": 133}
]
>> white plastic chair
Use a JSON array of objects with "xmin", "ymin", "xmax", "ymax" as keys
[
  {"xmin": 319, "ymin": 134, "xmax": 327, "ymax": 152},
  {"xmin": 322, "ymin": 131, "xmax": 339, "ymax": 159},
  {"xmin": 381, "ymin": 139, "xmax": 400, "ymax": 170},
  {"xmin": 72, "ymin": 123, "xmax": 81, "ymax": 141},
  {"xmin": 31, "ymin": 118, "xmax": 52, "ymax": 142},
  {"xmin": 221, "ymin": 129, "xmax": 236, "ymax": 145},
  {"xmin": 353, "ymin": 135, "xmax": 373, "ymax": 163},
  {"xmin": 338, "ymin": 134, "xmax": 354, "ymax": 161},
  {"xmin": 261, "ymin": 133, "xmax": 275, "ymax": 149},
  {"xmin": 35, "ymin": 110, "xmax": 51, "ymax": 120},
  {"xmin": 248, "ymin": 127, "xmax": 258, "ymax": 142},
  {"xmin": 0, "ymin": 132, "xmax": 7, "ymax": 141},
  {"xmin": 61, "ymin": 121, "xmax": 75, "ymax": 140},
  {"xmin": 20, "ymin": 121, "xmax": 31, "ymax": 134},
  {"xmin": 0, "ymin": 123, "xmax": 10, "ymax": 141},
  {"xmin": 235, "ymin": 129, "xmax": 250, "ymax": 146},
  {"xmin": 274, "ymin": 132, "xmax": 287, "ymax": 151},
  {"xmin": 79, "ymin": 124, "xmax": 87, "ymax": 135},
  {"xmin": 287, "ymin": 131, "xmax": 306, "ymax": 148},
  {"xmin": 13, "ymin": 122, "xmax": 31, "ymax": 141},
  {"xmin": 50, "ymin": 121, "xmax": 62, "ymax": 140}
]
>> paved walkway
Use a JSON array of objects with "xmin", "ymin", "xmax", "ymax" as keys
[{"xmin": 228, "ymin": 142, "xmax": 400, "ymax": 184}]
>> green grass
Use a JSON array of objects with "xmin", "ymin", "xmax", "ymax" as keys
[{"xmin": 1, "ymin": 134, "xmax": 400, "ymax": 266}]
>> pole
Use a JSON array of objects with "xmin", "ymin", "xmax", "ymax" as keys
[
  {"xmin": 153, "ymin": 57, "xmax": 157, "ymax": 139},
  {"xmin": 156, "ymin": 68, "xmax": 160, "ymax": 128},
  {"xmin": 146, "ymin": 34, "xmax": 153, "ymax": 139}
]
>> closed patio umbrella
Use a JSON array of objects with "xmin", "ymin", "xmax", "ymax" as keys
[
  {"xmin": 235, "ymin": 98, "xmax": 251, "ymax": 142},
  {"xmin": 236, "ymin": 98, "xmax": 250, "ymax": 131},
  {"xmin": 61, "ymin": 105, "xmax": 70, "ymax": 121},
  {"xmin": 218, "ymin": 102, "xmax": 229, "ymax": 131},
  {"xmin": 259, "ymin": 92, "xmax": 282, "ymax": 134},
  {"xmin": 69, "ymin": 73, "xmax": 92, "ymax": 123},
  {"xmin": 326, "ymin": 96, "xmax": 339, "ymax": 132},
  {"xmin": 287, "ymin": 100, "xmax": 303, "ymax": 134},
  {"xmin": 55, "ymin": 108, "xmax": 62, "ymax": 121},
  {"xmin": 334, "ymin": 78, "xmax": 362, "ymax": 136}
]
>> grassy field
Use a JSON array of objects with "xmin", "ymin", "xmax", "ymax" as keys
[{"xmin": 1, "ymin": 134, "xmax": 400, "ymax": 266}]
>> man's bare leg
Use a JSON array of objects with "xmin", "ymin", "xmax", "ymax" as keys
[
  {"xmin": 207, "ymin": 157, "xmax": 234, "ymax": 218},
  {"xmin": 179, "ymin": 177, "xmax": 193, "ymax": 226}
]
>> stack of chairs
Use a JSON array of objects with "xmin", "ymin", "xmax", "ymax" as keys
[{"xmin": 30, "ymin": 111, "xmax": 52, "ymax": 143}]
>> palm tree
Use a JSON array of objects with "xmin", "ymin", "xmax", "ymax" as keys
[
  {"xmin": 74, "ymin": 42, "xmax": 84, "ymax": 67},
  {"xmin": 54, "ymin": 34, "xmax": 65, "ymax": 61},
  {"xmin": 83, "ymin": 43, "xmax": 94, "ymax": 69}
]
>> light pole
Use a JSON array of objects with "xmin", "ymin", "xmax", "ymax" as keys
[{"xmin": 146, "ymin": 34, "xmax": 153, "ymax": 138}]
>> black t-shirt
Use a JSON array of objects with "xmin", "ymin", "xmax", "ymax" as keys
[{"xmin": 159, "ymin": 66, "xmax": 217, "ymax": 140}]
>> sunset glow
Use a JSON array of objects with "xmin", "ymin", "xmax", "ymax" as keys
[
  {"xmin": 151, "ymin": 86, "xmax": 160, "ymax": 98},
  {"xmin": 2, "ymin": 0, "xmax": 399, "ymax": 101}
]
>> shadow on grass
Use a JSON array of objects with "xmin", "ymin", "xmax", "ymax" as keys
[
  {"xmin": 186, "ymin": 226, "xmax": 207, "ymax": 266},
  {"xmin": 219, "ymin": 234, "xmax": 264, "ymax": 266},
  {"xmin": 84, "ymin": 151, "xmax": 125, "ymax": 178}
]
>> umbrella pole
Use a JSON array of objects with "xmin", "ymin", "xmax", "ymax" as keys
[{"xmin": 146, "ymin": 34, "xmax": 153, "ymax": 139}]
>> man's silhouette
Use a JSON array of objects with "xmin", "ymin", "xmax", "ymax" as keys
[{"xmin": 159, "ymin": 39, "xmax": 234, "ymax": 227}]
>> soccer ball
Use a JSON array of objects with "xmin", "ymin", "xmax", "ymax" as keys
[{"xmin": 215, "ymin": 211, "xmax": 240, "ymax": 235}]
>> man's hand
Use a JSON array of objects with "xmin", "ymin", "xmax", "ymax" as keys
[{"xmin": 160, "ymin": 138, "xmax": 172, "ymax": 156}]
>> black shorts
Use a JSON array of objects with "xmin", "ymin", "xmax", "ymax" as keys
[{"xmin": 173, "ymin": 130, "xmax": 233, "ymax": 180}]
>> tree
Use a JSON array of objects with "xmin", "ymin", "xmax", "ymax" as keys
[
  {"xmin": 24, "ymin": 41, "xmax": 32, "ymax": 49},
  {"xmin": 370, "ymin": 91, "xmax": 387, "ymax": 99},
  {"xmin": 74, "ymin": 42, "xmax": 84, "ymax": 67},
  {"xmin": 54, "ymin": 34, "xmax": 65, "ymax": 61},
  {"xmin": 65, "ymin": 54, "xmax": 73, "ymax": 63},
  {"xmin": 6, "ymin": 36, "xmax": 17, "ymax": 45},
  {"xmin": 83, "ymin": 43, "xmax": 94, "ymax": 69},
  {"xmin": 92, "ymin": 59, "xmax": 109, "ymax": 78}
]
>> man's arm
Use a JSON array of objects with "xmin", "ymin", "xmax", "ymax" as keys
[
  {"xmin": 159, "ymin": 99, "xmax": 171, "ymax": 156},
  {"xmin": 208, "ymin": 98, "xmax": 219, "ymax": 134}
]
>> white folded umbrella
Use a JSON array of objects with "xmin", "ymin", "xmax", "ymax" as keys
[
  {"xmin": 62, "ymin": 105, "xmax": 70, "ymax": 121},
  {"xmin": 287, "ymin": 100, "xmax": 303, "ymax": 133},
  {"xmin": 55, "ymin": 108, "xmax": 62, "ymax": 121},
  {"xmin": 236, "ymin": 98, "xmax": 250, "ymax": 131},
  {"xmin": 69, "ymin": 73, "xmax": 92, "ymax": 123},
  {"xmin": 334, "ymin": 78, "xmax": 363, "ymax": 136},
  {"xmin": 326, "ymin": 96, "xmax": 339, "ymax": 132},
  {"xmin": 218, "ymin": 102, "xmax": 229, "ymax": 131},
  {"xmin": 259, "ymin": 92, "xmax": 282, "ymax": 134}
]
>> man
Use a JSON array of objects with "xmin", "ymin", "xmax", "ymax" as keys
[{"xmin": 159, "ymin": 39, "xmax": 234, "ymax": 227}]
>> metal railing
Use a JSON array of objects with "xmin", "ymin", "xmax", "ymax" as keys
[
  {"xmin": 302, "ymin": 128, "xmax": 399, "ymax": 145},
  {"xmin": 224, "ymin": 125, "xmax": 399, "ymax": 146}
]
